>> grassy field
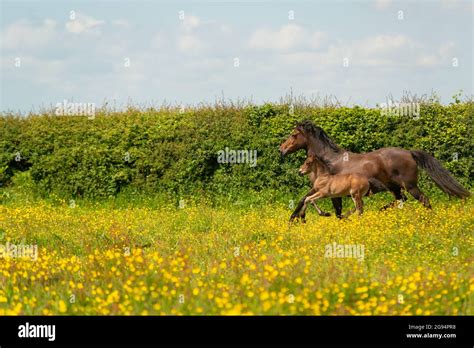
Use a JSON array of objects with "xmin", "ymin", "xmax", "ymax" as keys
[{"xmin": 0, "ymin": 196, "xmax": 472, "ymax": 315}]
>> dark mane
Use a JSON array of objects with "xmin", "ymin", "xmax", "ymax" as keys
[
  {"xmin": 310, "ymin": 151, "xmax": 336, "ymax": 174},
  {"xmin": 296, "ymin": 120, "xmax": 342, "ymax": 153}
]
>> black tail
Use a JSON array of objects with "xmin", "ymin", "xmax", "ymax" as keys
[{"xmin": 410, "ymin": 150, "xmax": 470, "ymax": 198}]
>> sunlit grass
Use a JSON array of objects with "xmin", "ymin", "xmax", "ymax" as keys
[{"xmin": 0, "ymin": 198, "xmax": 472, "ymax": 315}]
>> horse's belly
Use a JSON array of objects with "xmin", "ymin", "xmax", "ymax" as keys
[{"xmin": 327, "ymin": 179, "xmax": 351, "ymax": 197}]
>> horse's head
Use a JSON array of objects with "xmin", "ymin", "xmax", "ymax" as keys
[
  {"xmin": 279, "ymin": 120, "xmax": 341, "ymax": 157},
  {"xmin": 279, "ymin": 125, "xmax": 309, "ymax": 156},
  {"xmin": 298, "ymin": 155, "xmax": 316, "ymax": 176}
]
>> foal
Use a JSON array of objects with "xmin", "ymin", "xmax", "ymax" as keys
[
  {"xmin": 299, "ymin": 153, "xmax": 370, "ymax": 217},
  {"xmin": 301, "ymin": 160, "xmax": 331, "ymax": 218}
]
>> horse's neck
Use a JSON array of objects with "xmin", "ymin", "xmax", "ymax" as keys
[{"xmin": 307, "ymin": 138, "xmax": 344, "ymax": 162}]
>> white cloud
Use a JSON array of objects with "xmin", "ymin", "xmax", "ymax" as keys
[
  {"xmin": 176, "ymin": 15, "xmax": 231, "ymax": 54},
  {"xmin": 180, "ymin": 15, "xmax": 200, "ymax": 32},
  {"xmin": 0, "ymin": 19, "xmax": 57, "ymax": 50},
  {"xmin": 374, "ymin": 0, "xmax": 392, "ymax": 10},
  {"xmin": 441, "ymin": 0, "xmax": 463, "ymax": 8},
  {"xmin": 272, "ymin": 33, "xmax": 454, "ymax": 71},
  {"xmin": 357, "ymin": 34, "xmax": 416, "ymax": 55},
  {"xmin": 177, "ymin": 34, "xmax": 205, "ymax": 53},
  {"xmin": 65, "ymin": 13, "xmax": 104, "ymax": 34},
  {"xmin": 248, "ymin": 24, "xmax": 326, "ymax": 51},
  {"xmin": 416, "ymin": 42, "xmax": 455, "ymax": 67},
  {"xmin": 441, "ymin": 0, "xmax": 474, "ymax": 13},
  {"xmin": 2, "ymin": 54, "xmax": 67, "ymax": 85},
  {"xmin": 112, "ymin": 19, "xmax": 130, "ymax": 28},
  {"xmin": 416, "ymin": 55, "xmax": 439, "ymax": 67}
]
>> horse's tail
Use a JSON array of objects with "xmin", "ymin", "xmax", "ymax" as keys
[{"xmin": 410, "ymin": 150, "xmax": 470, "ymax": 198}]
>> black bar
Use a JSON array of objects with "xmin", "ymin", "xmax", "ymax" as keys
[{"xmin": 0, "ymin": 316, "xmax": 472, "ymax": 346}]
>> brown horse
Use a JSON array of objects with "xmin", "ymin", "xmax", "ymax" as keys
[
  {"xmin": 280, "ymin": 120, "xmax": 470, "ymax": 221},
  {"xmin": 299, "ymin": 152, "xmax": 370, "ymax": 217}
]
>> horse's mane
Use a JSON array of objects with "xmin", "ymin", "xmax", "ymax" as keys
[
  {"xmin": 309, "ymin": 151, "xmax": 335, "ymax": 174},
  {"xmin": 296, "ymin": 120, "xmax": 342, "ymax": 153}
]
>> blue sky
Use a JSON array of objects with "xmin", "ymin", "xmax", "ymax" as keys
[{"xmin": 0, "ymin": 0, "xmax": 472, "ymax": 112}]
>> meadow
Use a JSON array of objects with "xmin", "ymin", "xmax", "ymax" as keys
[
  {"xmin": 0, "ymin": 101, "xmax": 472, "ymax": 315},
  {"xmin": 0, "ymin": 196, "xmax": 472, "ymax": 315}
]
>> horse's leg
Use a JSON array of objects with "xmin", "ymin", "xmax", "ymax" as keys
[
  {"xmin": 290, "ymin": 189, "xmax": 314, "ymax": 222},
  {"xmin": 299, "ymin": 192, "xmax": 331, "ymax": 223},
  {"xmin": 331, "ymin": 197, "xmax": 343, "ymax": 219},
  {"xmin": 380, "ymin": 185, "xmax": 406, "ymax": 210},
  {"xmin": 407, "ymin": 184, "xmax": 432, "ymax": 209},
  {"xmin": 304, "ymin": 192, "xmax": 322, "ymax": 208},
  {"xmin": 312, "ymin": 202, "xmax": 331, "ymax": 217},
  {"xmin": 297, "ymin": 192, "xmax": 322, "ymax": 222},
  {"xmin": 343, "ymin": 203, "xmax": 356, "ymax": 218},
  {"xmin": 343, "ymin": 207, "xmax": 356, "ymax": 218}
]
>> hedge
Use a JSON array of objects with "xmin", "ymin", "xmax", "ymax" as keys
[{"xmin": 0, "ymin": 101, "xmax": 472, "ymax": 199}]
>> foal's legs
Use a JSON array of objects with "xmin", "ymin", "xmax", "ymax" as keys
[
  {"xmin": 345, "ymin": 193, "xmax": 363, "ymax": 218},
  {"xmin": 290, "ymin": 189, "xmax": 314, "ymax": 222},
  {"xmin": 299, "ymin": 198, "xmax": 331, "ymax": 221},
  {"xmin": 354, "ymin": 193, "xmax": 364, "ymax": 215},
  {"xmin": 343, "ymin": 206, "xmax": 356, "ymax": 218},
  {"xmin": 312, "ymin": 202, "xmax": 331, "ymax": 216},
  {"xmin": 290, "ymin": 189, "xmax": 331, "ymax": 222},
  {"xmin": 302, "ymin": 192, "xmax": 323, "ymax": 215}
]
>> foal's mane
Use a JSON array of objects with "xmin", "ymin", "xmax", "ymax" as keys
[
  {"xmin": 296, "ymin": 120, "xmax": 342, "ymax": 153},
  {"xmin": 308, "ymin": 151, "xmax": 336, "ymax": 174}
]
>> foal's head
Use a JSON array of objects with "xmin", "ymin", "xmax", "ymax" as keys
[
  {"xmin": 299, "ymin": 155, "xmax": 317, "ymax": 176},
  {"xmin": 298, "ymin": 153, "xmax": 331, "ymax": 176}
]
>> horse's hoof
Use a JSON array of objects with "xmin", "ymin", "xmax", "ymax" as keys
[
  {"xmin": 289, "ymin": 214, "xmax": 306, "ymax": 223},
  {"xmin": 322, "ymin": 212, "xmax": 331, "ymax": 217}
]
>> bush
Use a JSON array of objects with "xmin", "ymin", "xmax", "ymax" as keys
[{"xmin": 0, "ymin": 101, "xmax": 472, "ymax": 200}]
